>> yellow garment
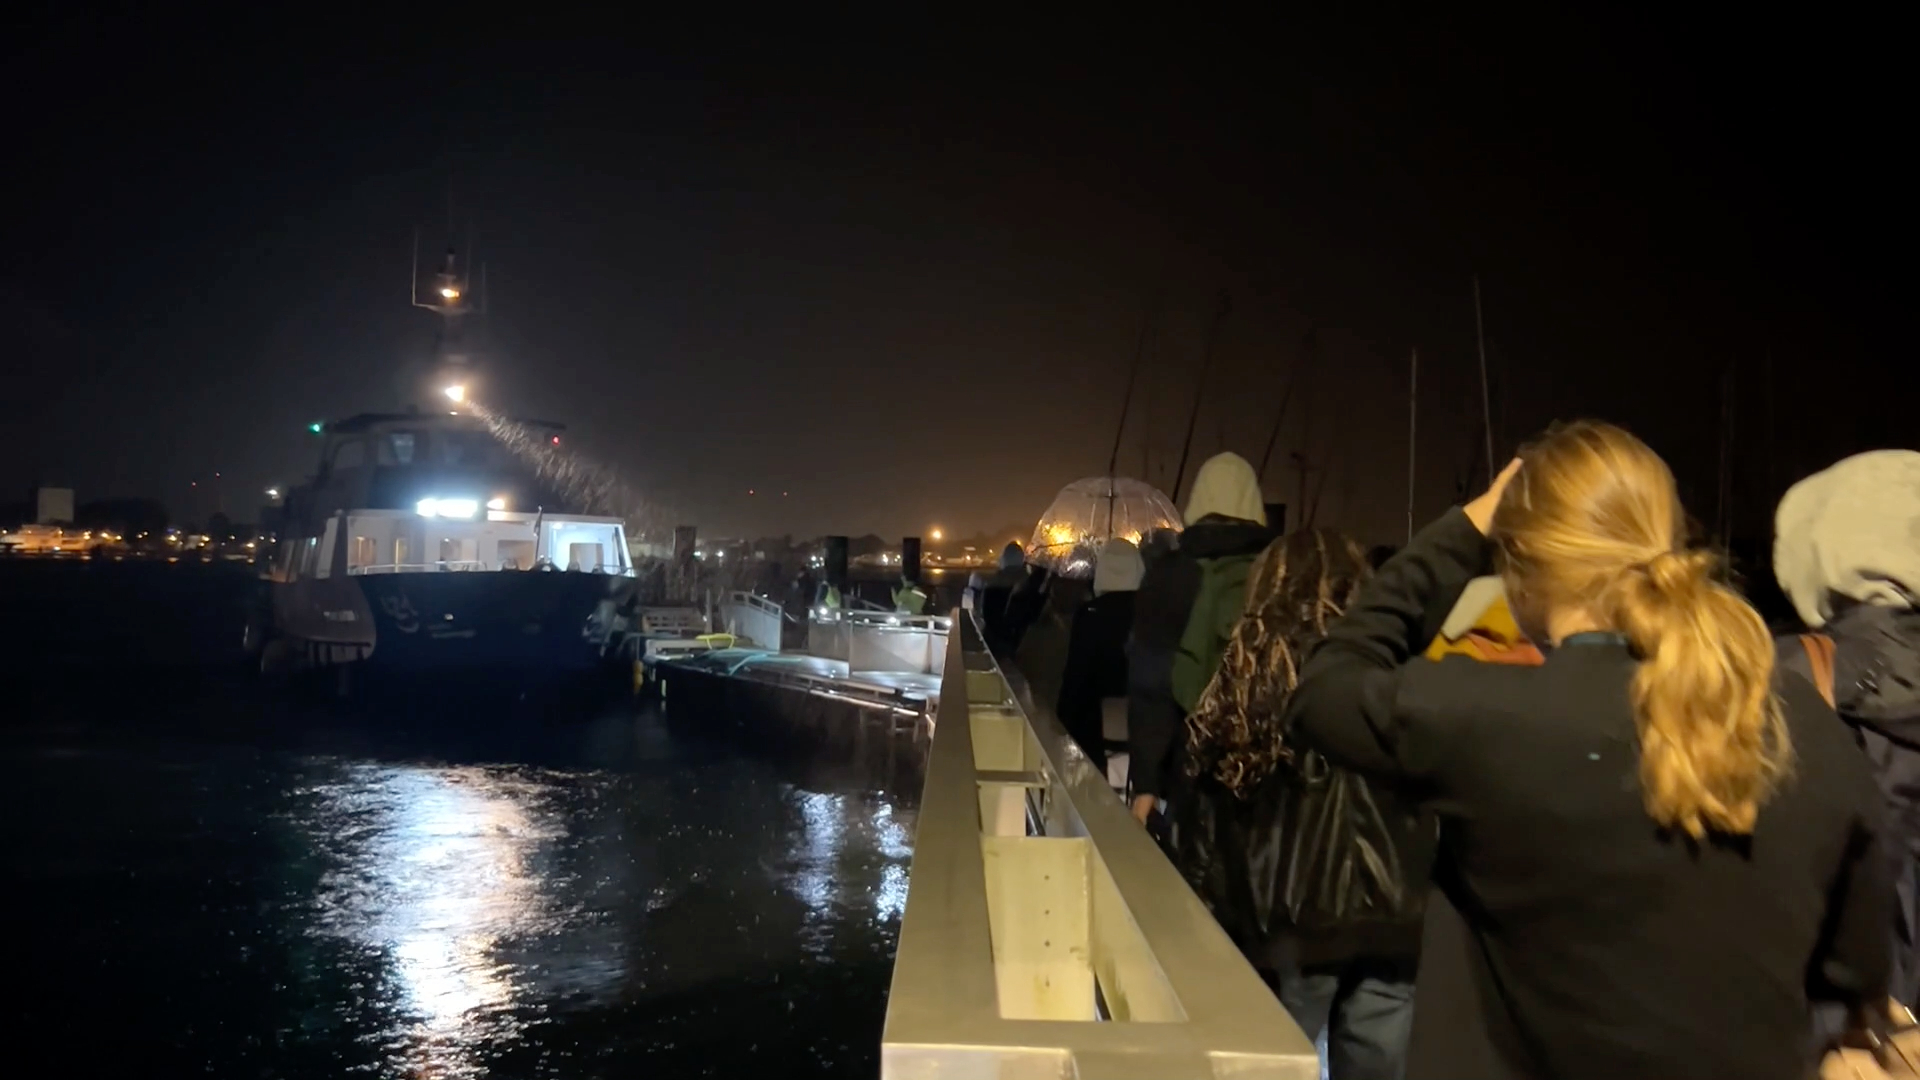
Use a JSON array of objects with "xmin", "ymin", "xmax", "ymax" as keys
[
  {"xmin": 893, "ymin": 583, "xmax": 928, "ymax": 615},
  {"xmin": 1425, "ymin": 587, "xmax": 1544, "ymax": 666}
]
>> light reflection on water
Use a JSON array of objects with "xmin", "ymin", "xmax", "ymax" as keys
[
  {"xmin": 785, "ymin": 793, "xmax": 918, "ymax": 953},
  {"xmin": 294, "ymin": 764, "xmax": 622, "ymax": 1078},
  {"xmin": 11, "ymin": 703, "xmax": 919, "ymax": 1078}
]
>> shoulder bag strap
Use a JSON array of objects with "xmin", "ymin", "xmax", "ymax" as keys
[{"xmin": 1801, "ymin": 633, "xmax": 1838, "ymax": 710}]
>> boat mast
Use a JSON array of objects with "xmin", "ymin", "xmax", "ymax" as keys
[
  {"xmin": 1170, "ymin": 290, "xmax": 1232, "ymax": 507},
  {"xmin": 411, "ymin": 225, "xmax": 480, "ymax": 401},
  {"xmin": 1257, "ymin": 329, "xmax": 1313, "ymax": 485},
  {"xmin": 1407, "ymin": 347, "xmax": 1418, "ymax": 543},
  {"xmin": 1715, "ymin": 358, "xmax": 1737, "ymax": 549},
  {"xmin": 1106, "ymin": 302, "xmax": 1156, "ymax": 539},
  {"xmin": 1473, "ymin": 274, "xmax": 1496, "ymax": 484}
]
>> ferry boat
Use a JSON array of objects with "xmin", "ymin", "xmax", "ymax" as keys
[
  {"xmin": 251, "ymin": 411, "xmax": 635, "ymax": 680},
  {"xmin": 244, "ymin": 237, "xmax": 636, "ymax": 682}
]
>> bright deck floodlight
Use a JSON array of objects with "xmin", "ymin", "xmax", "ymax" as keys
[
  {"xmin": 416, "ymin": 497, "xmax": 479, "ymax": 519},
  {"xmin": 443, "ymin": 385, "xmax": 465, "ymax": 403}
]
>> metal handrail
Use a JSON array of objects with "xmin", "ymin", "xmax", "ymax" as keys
[
  {"xmin": 832, "ymin": 609, "xmax": 953, "ymax": 632},
  {"xmin": 881, "ymin": 611, "xmax": 1317, "ymax": 1079},
  {"xmin": 350, "ymin": 560, "xmax": 489, "ymax": 574},
  {"xmin": 726, "ymin": 590, "xmax": 786, "ymax": 616}
]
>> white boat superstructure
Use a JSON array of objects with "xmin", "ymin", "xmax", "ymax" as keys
[{"xmin": 267, "ymin": 507, "xmax": 633, "ymax": 583}]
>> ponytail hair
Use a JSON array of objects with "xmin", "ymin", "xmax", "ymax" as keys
[{"xmin": 1493, "ymin": 421, "xmax": 1791, "ymax": 839}]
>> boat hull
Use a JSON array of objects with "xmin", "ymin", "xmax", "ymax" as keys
[
  {"xmin": 359, "ymin": 570, "xmax": 624, "ymax": 672},
  {"xmin": 268, "ymin": 570, "xmax": 629, "ymax": 674}
]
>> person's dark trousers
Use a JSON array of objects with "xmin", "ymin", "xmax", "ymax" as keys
[
  {"xmin": 1061, "ymin": 705, "xmax": 1106, "ymax": 776},
  {"xmin": 1274, "ymin": 958, "xmax": 1415, "ymax": 1080}
]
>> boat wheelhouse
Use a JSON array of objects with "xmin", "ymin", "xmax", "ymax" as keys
[{"xmin": 254, "ymin": 410, "xmax": 637, "ymax": 678}]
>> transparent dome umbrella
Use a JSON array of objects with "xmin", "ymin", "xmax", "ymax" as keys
[{"xmin": 1025, "ymin": 477, "xmax": 1182, "ymax": 578}]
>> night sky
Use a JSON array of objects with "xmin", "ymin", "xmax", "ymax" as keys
[{"xmin": 4, "ymin": 16, "xmax": 1908, "ymax": 545}]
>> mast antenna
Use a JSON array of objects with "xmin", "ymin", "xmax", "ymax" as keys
[
  {"xmin": 1170, "ymin": 290, "xmax": 1232, "ymax": 506},
  {"xmin": 1473, "ymin": 274, "xmax": 1495, "ymax": 483}
]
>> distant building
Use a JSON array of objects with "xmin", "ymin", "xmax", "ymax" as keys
[
  {"xmin": 34, "ymin": 486, "xmax": 74, "ymax": 525},
  {"xmin": 629, "ymin": 536, "xmax": 674, "ymax": 561}
]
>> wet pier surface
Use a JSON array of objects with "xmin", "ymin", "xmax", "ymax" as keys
[{"xmin": 5, "ymin": 561, "xmax": 915, "ymax": 1079}]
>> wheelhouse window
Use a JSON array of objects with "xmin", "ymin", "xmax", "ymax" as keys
[
  {"xmin": 378, "ymin": 432, "xmax": 417, "ymax": 466},
  {"xmin": 435, "ymin": 431, "xmax": 510, "ymax": 469},
  {"xmin": 567, "ymin": 542, "xmax": 605, "ymax": 572},
  {"xmin": 350, "ymin": 536, "xmax": 376, "ymax": 570},
  {"xmin": 497, "ymin": 539, "xmax": 535, "ymax": 570},
  {"xmin": 437, "ymin": 536, "xmax": 477, "ymax": 566}
]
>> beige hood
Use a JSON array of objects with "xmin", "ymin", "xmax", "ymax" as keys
[
  {"xmin": 1183, "ymin": 452, "xmax": 1266, "ymax": 527},
  {"xmin": 1774, "ymin": 449, "xmax": 1920, "ymax": 629}
]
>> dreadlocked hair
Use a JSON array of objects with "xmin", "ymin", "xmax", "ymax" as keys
[{"xmin": 1183, "ymin": 528, "xmax": 1372, "ymax": 797}]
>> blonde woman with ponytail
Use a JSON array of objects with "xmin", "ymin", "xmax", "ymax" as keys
[{"xmin": 1284, "ymin": 420, "xmax": 1889, "ymax": 1080}]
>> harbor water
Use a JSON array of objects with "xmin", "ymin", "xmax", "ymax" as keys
[{"xmin": 4, "ymin": 561, "xmax": 915, "ymax": 1078}]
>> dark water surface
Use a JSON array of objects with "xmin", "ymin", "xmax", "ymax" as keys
[{"xmin": 5, "ymin": 565, "xmax": 912, "ymax": 1078}]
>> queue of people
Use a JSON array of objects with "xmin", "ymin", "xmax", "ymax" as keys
[{"xmin": 1031, "ymin": 430, "xmax": 1920, "ymax": 1079}]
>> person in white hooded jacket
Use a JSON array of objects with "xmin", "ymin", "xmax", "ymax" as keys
[
  {"xmin": 1125, "ymin": 452, "xmax": 1272, "ymax": 824},
  {"xmin": 1774, "ymin": 449, "xmax": 1920, "ymax": 1006}
]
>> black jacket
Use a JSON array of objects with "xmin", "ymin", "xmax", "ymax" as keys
[
  {"xmin": 1056, "ymin": 590, "xmax": 1135, "ymax": 773},
  {"xmin": 1124, "ymin": 516, "xmax": 1273, "ymax": 798},
  {"xmin": 1781, "ymin": 604, "xmax": 1920, "ymax": 1003},
  {"xmin": 1286, "ymin": 508, "xmax": 1889, "ymax": 1080},
  {"xmin": 979, "ymin": 563, "xmax": 1029, "ymax": 657}
]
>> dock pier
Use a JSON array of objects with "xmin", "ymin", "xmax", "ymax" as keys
[{"xmin": 649, "ymin": 599, "xmax": 1320, "ymax": 1077}]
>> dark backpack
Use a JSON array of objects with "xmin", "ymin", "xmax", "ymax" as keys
[{"xmin": 1170, "ymin": 553, "xmax": 1257, "ymax": 713}]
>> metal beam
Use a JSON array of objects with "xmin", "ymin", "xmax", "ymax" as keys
[{"xmin": 882, "ymin": 611, "xmax": 1319, "ymax": 1079}]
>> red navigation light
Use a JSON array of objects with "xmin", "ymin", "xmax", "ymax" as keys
[{"xmin": 550, "ymin": 436, "xmax": 560, "ymax": 446}]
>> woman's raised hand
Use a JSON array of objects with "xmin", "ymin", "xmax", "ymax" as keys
[{"xmin": 1464, "ymin": 457, "xmax": 1524, "ymax": 536}]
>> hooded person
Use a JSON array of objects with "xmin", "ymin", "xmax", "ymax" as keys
[
  {"xmin": 1126, "ymin": 451, "xmax": 1273, "ymax": 824},
  {"xmin": 1056, "ymin": 538, "xmax": 1147, "ymax": 780},
  {"xmin": 1142, "ymin": 527, "xmax": 1181, "ymax": 566},
  {"xmin": 1177, "ymin": 528, "xmax": 1430, "ymax": 1079},
  {"xmin": 980, "ymin": 541, "xmax": 1029, "ymax": 655},
  {"xmin": 1774, "ymin": 448, "xmax": 1920, "ymax": 1005}
]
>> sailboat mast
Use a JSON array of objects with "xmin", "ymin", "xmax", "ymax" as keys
[
  {"xmin": 1258, "ymin": 329, "xmax": 1314, "ymax": 483},
  {"xmin": 1106, "ymin": 306, "xmax": 1155, "ymax": 537},
  {"xmin": 1408, "ymin": 347, "xmax": 1418, "ymax": 543},
  {"xmin": 1473, "ymin": 275, "xmax": 1495, "ymax": 483},
  {"xmin": 1728, "ymin": 359, "xmax": 1743, "ymax": 545},
  {"xmin": 1170, "ymin": 291, "xmax": 1232, "ymax": 506}
]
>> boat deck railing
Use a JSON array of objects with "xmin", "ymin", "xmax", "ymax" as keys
[
  {"xmin": 882, "ymin": 610, "xmax": 1318, "ymax": 1079},
  {"xmin": 349, "ymin": 560, "xmax": 634, "ymax": 576},
  {"xmin": 819, "ymin": 609, "xmax": 953, "ymax": 633},
  {"xmin": 720, "ymin": 590, "xmax": 787, "ymax": 650}
]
